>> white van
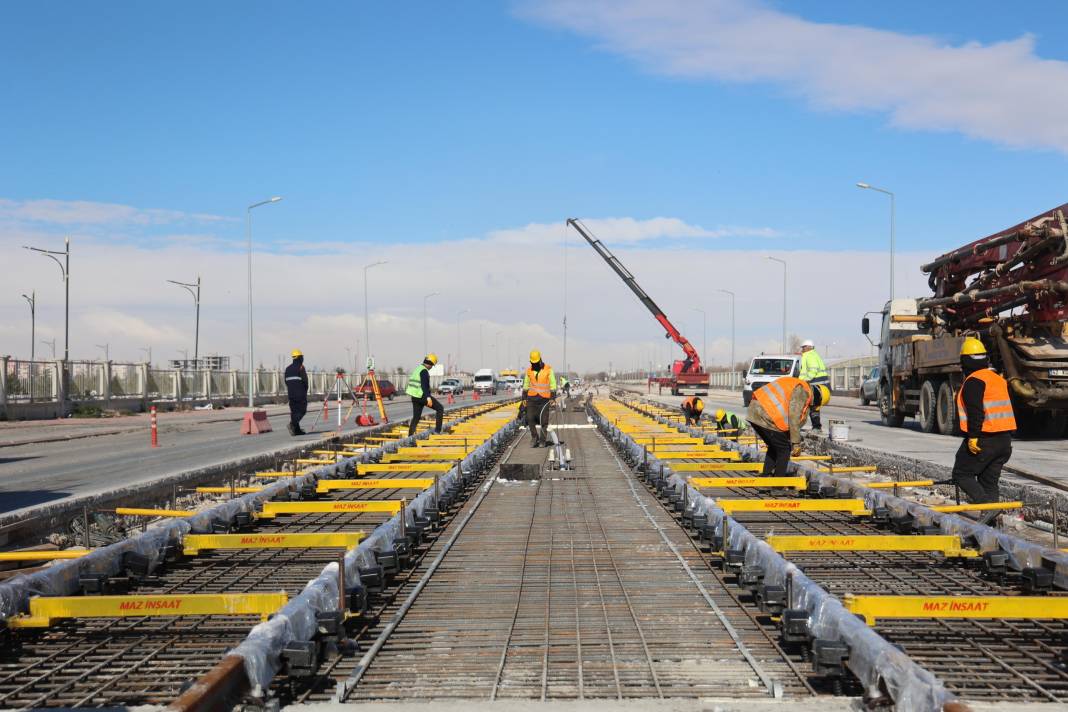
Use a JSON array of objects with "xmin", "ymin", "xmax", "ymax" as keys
[
  {"xmin": 742, "ymin": 355, "xmax": 801, "ymax": 406},
  {"xmin": 473, "ymin": 368, "xmax": 497, "ymax": 395}
]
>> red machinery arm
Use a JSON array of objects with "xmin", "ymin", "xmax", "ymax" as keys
[{"xmin": 566, "ymin": 218, "xmax": 703, "ymax": 373}]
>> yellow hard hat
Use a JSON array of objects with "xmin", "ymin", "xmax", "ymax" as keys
[
  {"xmin": 714, "ymin": 408, "xmax": 725, "ymax": 420},
  {"xmin": 529, "ymin": 349, "xmax": 541, "ymax": 363},
  {"xmin": 291, "ymin": 349, "xmax": 303, "ymax": 358},
  {"xmin": 424, "ymin": 353, "xmax": 438, "ymax": 365},
  {"xmin": 960, "ymin": 337, "xmax": 986, "ymax": 356},
  {"xmin": 813, "ymin": 384, "xmax": 831, "ymax": 409}
]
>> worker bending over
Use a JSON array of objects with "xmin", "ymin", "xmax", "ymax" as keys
[
  {"xmin": 799, "ymin": 339, "xmax": 830, "ymax": 431},
  {"xmin": 714, "ymin": 408, "xmax": 748, "ymax": 437},
  {"xmin": 952, "ymin": 338, "xmax": 1015, "ymax": 509},
  {"xmin": 406, "ymin": 353, "xmax": 445, "ymax": 436},
  {"xmin": 523, "ymin": 349, "xmax": 556, "ymax": 447},
  {"xmin": 284, "ymin": 349, "xmax": 309, "ymax": 436},
  {"xmin": 747, "ymin": 376, "xmax": 830, "ymax": 477},
  {"xmin": 681, "ymin": 396, "xmax": 704, "ymax": 426}
]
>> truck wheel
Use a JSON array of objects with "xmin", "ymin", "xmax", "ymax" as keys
[
  {"xmin": 936, "ymin": 382, "xmax": 960, "ymax": 436},
  {"xmin": 917, "ymin": 380, "xmax": 938, "ymax": 433},
  {"xmin": 878, "ymin": 382, "xmax": 905, "ymax": 427}
]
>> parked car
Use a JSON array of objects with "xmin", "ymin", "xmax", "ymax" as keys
[
  {"xmin": 742, "ymin": 355, "xmax": 801, "ymax": 407},
  {"xmin": 859, "ymin": 366, "xmax": 879, "ymax": 406},
  {"xmin": 439, "ymin": 378, "xmax": 464, "ymax": 395},
  {"xmin": 358, "ymin": 379, "xmax": 396, "ymax": 400}
]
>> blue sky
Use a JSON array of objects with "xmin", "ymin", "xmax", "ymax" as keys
[{"xmin": 2, "ymin": 1, "xmax": 1067, "ymax": 370}]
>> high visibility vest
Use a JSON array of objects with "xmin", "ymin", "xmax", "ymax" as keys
[
  {"xmin": 682, "ymin": 396, "xmax": 703, "ymax": 414},
  {"xmin": 753, "ymin": 376, "xmax": 812, "ymax": 432},
  {"xmin": 525, "ymin": 366, "xmax": 554, "ymax": 398},
  {"xmin": 406, "ymin": 365, "xmax": 427, "ymax": 398},
  {"xmin": 956, "ymin": 369, "xmax": 1016, "ymax": 434},
  {"xmin": 719, "ymin": 410, "xmax": 747, "ymax": 431},
  {"xmin": 799, "ymin": 350, "xmax": 828, "ymax": 381}
]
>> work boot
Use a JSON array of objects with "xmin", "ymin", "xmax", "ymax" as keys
[
  {"xmin": 531, "ymin": 437, "xmax": 541, "ymax": 448},
  {"xmin": 287, "ymin": 423, "xmax": 296, "ymax": 436}
]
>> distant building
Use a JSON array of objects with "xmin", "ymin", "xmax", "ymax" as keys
[{"xmin": 168, "ymin": 355, "xmax": 231, "ymax": 371}]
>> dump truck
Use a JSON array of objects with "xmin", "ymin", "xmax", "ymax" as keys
[{"xmin": 862, "ymin": 202, "xmax": 1068, "ymax": 437}]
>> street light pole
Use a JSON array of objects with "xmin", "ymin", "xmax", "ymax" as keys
[
  {"xmin": 717, "ymin": 289, "xmax": 736, "ymax": 373},
  {"xmin": 23, "ymin": 237, "xmax": 69, "ymax": 364},
  {"xmin": 247, "ymin": 197, "xmax": 282, "ymax": 408},
  {"xmin": 422, "ymin": 292, "xmax": 439, "ymax": 356},
  {"xmin": 41, "ymin": 339, "xmax": 56, "ymax": 359},
  {"xmin": 857, "ymin": 182, "xmax": 895, "ymax": 304},
  {"xmin": 21, "ymin": 291, "xmax": 35, "ymax": 361},
  {"xmin": 96, "ymin": 343, "xmax": 109, "ymax": 362},
  {"xmin": 140, "ymin": 346, "xmax": 152, "ymax": 366},
  {"xmin": 767, "ymin": 257, "xmax": 787, "ymax": 352},
  {"xmin": 691, "ymin": 307, "xmax": 706, "ymax": 368},
  {"xmin": 167, "ymin": 276, "xmax": 201, "ymax": 366},
  {"xmin": 363, "ymin": 261, "xmax": 387, "ymax": 369},
  {"xmin": 456, "ymin": 309, "xmax": 469, "ymax": 375}
]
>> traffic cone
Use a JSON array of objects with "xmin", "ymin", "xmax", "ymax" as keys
[{"xmin": 447, "ymin": 393, "xmax": 454, "ymax": 404}]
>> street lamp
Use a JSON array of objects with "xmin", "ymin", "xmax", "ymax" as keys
[
  {"xmin": 247, "ymin": 196, "xmax": 282, "ymax": 408},
  {"xmin": 456, "ymin": 309, "xmax": 469, "ymax": 375},
  {"xmin": 856, "ymin": 182, "xmax": 896, "ymax": 304},
  {"xmin": 767, "ymin": 256, "xmax": 787, "ymax": 353},
  {"xmin": 363, "ymin": 261, "xmax": 388, "ymax": 369},
  {"xmin": 41, "ymin": 339, "xmax": 56, "ymax": 359},
  {"xmin": 167, "ymin": 275, "xmax": 201, "ymax": 366},
  {"xmin": 422, "ymin": 292, "xmax": 439, "ymax": 356},
  {"xmin": 717, "ymin": 289, "xmax": 736, "ymax": 375},
  {"xmin": 140, "ymin": 346, "xmax": 152, "ymax": 366},
  {"xmin": 96, "ymin": 343, "xmax": 109, "ymax": 362},
  {"xmin": 21, "ymin": 291, "xmax": 35, "ymax": 361},
  {"xmin": 23, "ymin": 237, "xmax": 69, "ymax": 365},
  {"xmin": 691, "ymin": 307, "xmax": 706, "ymax": 368}
]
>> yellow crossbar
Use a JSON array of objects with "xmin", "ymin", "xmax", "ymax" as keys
[
  {"xmin": 792, "ymin": 455, "xmax": 833, "ymax": 461},
  {"xmin": 382, "ymin": 452, "xmax": 467, "ymax": 462},
  {"xmin": 8, "ymin": 592, "xmax": 289, "ymax": 628},
  {"xmin": 653, "ymin": 451, "xmax": 741, "ymax": 461},
  {"xmin": 819, "ymin": 465, "xmax": 878, "ymax": 473},
  {"xmin": 765, "ymin": 534, "xmax": 978, "ymax": 557},
  {"xmin": 295, "ymin": 458, "xmax": 333, "ymax": 465},
  {"xmin": 311, "ymin": 450, "xmax": 346, "ymax": 457},
  {"xmin": 866, "ymin": 480, "xmax": 935, "ymax": 489},
  {"xmin": 115, "ymin": 507, "xmax": 195, "ymax": 518},
  {"xmin": 183, "ymin": 532, "xmax": 363, "ymax": 556},
  {"xmin": 254, "ymin": 471, "xmax": 310, "ymax": 478},
  {"xmin": 843, "ymin": 593, "xmax": 1068, "ymax": 626},
  {"xmin": 930, "ymin": 501, "xmax": 1023, "ymax": 513},
  {"xmin": 258, "ymin": 500, "xmax": 403, "ymax": 518},
  {"xmin": 717, "ymin": 498, "xmax": 871, "ymax": 515},
  {"xmin": 195, "ymin": 486, "xmax": 264, "ymax": 494},
  {"xmin": 358, "ymin": 462, "xmax": 452, "ymax": 473},
  {"xmin": 0, "ymin": 550, "xmax": 91, "ymax": 562},
  {"xmin": 671, "ymin": 462, "xmax": 765, "ymax": 472},
  {"xmin": 394, "ymin": 446, "xmax": 472, "ymax": 455},
  {"xmin": 691, "ymin": 476, "xmax": 806, "ymax": 490},
  {"xmin": 317, "ymin": 478, "xmax": 434, "ymax": 493},
  {"xmin": 633, "ymin": 437, "xmax": 703, "ymax": 445}
]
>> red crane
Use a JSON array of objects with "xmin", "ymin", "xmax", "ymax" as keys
[{"xmin": 567, "ymin": 218, "xmax": 709, "ymax": 394}]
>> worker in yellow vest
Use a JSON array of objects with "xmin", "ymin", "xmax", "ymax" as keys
[
  {"xmin": 952, "ymin": 338, "xmax": 1015, "ymax": 510},
  {"xmin": 406, "ymin": 353, "xmax": 445, "ymax": 436},
  {"xmin": 746, "ymin": 376, "xmax": 830, "ymax": 476},
  {"xmin": 523, "ymin": 349, "xmax": 557, "ymax": 447},
  {"xmin": 799, "ymin": 339, "xmax": 830, "ymax": 431}
]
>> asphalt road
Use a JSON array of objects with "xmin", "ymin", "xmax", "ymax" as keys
[
  {"xmin": 638, "ymin": 389, "xmax": 1068, "ymax": 483},
  {"xmin": 0, "ymin": 394, "xmax": 510, "ymax": 517}
]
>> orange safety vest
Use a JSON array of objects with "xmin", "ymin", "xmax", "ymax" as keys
[
  {"xmin": 682, "ymin": 396, "xmax": 703, "ymax": 413},
  {"xmin": 956, "ymin": 369, "xmax": 1016, "ymax": 434},
  {"xmin": 526, "ymin": 366, "xmax": 553, "ymax": 398},
  {"xmin": 753, "ymin": 376, "xmax": 812, "ymax": 432}
]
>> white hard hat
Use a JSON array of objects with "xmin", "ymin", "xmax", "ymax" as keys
[{"xmin": 801, "ymin": 339, "xmax": 814, "ymax": 349}]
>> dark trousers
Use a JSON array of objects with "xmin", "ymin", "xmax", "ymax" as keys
[
  {"xmin": 752, "ymin": 423, "xmax": 792, "ymax": 477},
  {"xmin": 289, "ymin": 399, "xmax": 307, "ymax": 431},
  {"xmin": 408, "ymin": 395, "xmax": 445, "ymax": 436},
  {"xmin": 684, "ymin": 410, "xmax": 700, "ymax": 426},
  {"xmin": 952, "ymin": 433, "xmax": 1012, "ymax": 504},
  {"xmin": 527, "ymin": 397, "xmax": 552, "ymax": 443},
  {"xmin": 807, "ymin": 377, "xmax": 830, "ymax": 429}
]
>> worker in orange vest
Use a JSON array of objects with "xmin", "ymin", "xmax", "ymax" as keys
[
  {"xmin": 523, "ymin": 349, "xmax": 557, "ymax": 447},
  {"xmin": 952, "ymin": 338, "xmax": 1015, "ymax": 510},
  {"xmin": 681, "ymin": 396, "xmax": 704, "ymax": 426},
  {"xmin": 746, "ymin": 376, "xmax": 830, "ymax": 476}
]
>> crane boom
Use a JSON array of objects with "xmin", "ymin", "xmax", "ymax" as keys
[{"xmin": 566, "ymin": 218, "xmax": 703, "ymax": 374}]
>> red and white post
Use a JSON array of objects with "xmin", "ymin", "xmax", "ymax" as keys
[{"xmin": 150, "ymin": 405, "xmax": 159, "ymax": 448}]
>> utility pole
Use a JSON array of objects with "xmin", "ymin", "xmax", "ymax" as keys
[
  {"xmin": 246, "ymin": 197, "xmax": 282, "ymax": 408},
  {"xmin": 767, "ymin": 256, "xmax": 787, "ymax": 352},
  {"xmin": 856, "ymin": 182, "xmax": 896, "ymax": 304},
  {"xmin": 363, "ymin": 261, "xmax": 387, "ymax": 369},
  {"xmin": 21, "ymin": 291, "xmax": 35, "ymax": 361},
  {"xmin": 167, "ymin": 275, "xmax": 201, "ymax": 366},
  {"xmin": 24, "ymin": 238, "xmax": 69, "ymax": 395}
]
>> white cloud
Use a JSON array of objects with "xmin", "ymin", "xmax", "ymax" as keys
[
  {"xmin": 488, "ymin": 217, "xmax": 780, "ymax": 246},
  {"xmin": 0, "ymin": 198, "xmax": 231, "ymax": 226},
  {"xmin": 520, "ymin": 0, "xmax": 1068, "ymax": 154}
]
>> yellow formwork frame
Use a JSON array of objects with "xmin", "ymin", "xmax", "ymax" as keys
[
  {"xmin": 717, "ymin": 498, "xmax": 872, "ymax": 515},
  {"xmin": 671, "ymin": 462, "xmax": 765, "ymax": 472},
  {"xmin": 183, "ymin": 532, "xmax": 364, "ymax": 556},
  {"xmin": 255, "ymin": 471, "xmax": 313, "ymax": 478},
  {"xmin": 843, "ymin": 593, "xmax": 1068, "ymax": 626},
  {"xmin": 7, "ymin": 592, "xmax": 289, "ymax": 628},
  {"xmin": 316, "ymin": 478, "xmax": 434, "ymax": 493},
  {"xmin": 633, "ymin": 437, "xmax": 704, "ymax": 445},
  {"xmin": 650, "ymin": 451, "xmax": 741, "ymax": 461},
  {"xmin": 866, "ymin": 480, "xmax": 935, "ymax": 489},
  {"xmin": 195, "ymin": 487, "xmax": 264, "ymax": 494},
  {"xmin": 382, "ymin": 452, "xmax": 466, "ymax": 463},
  {"xmin": 115, "ymin": 507, "xmax": 195, "ymax": 518},
  {"xmin": 0, "ymin": 550, "xmax": 91, "ymax": 562},
  {"xmin": 765, "ymin": 534, "xmax": 978, "ymax": 558},
  {"xmin": 258, "ymin": 500, "xmax": 403, "ymax": 518},
  {"xmin": 930, "ymin": 501, "xmax": 1023, "ymax": 514},
  {"xmin": 691, "ymin": 476, "xmax": 806, "ymax": 490},
  {"xmin": 357, "ymin": 462, "xmax": 452, "ymax": 473},
  {"xmin": 817, "ymin": 465, "xmax": 878, "ymax": 474}
]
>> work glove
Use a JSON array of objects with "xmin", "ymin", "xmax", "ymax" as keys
[
  {"xmin": 791, "ymin": 444, "xmax": 803, "ymax": 457},
  {"xmin": 967, "ymin": 437, "xmax": 981, "ymax": 455}
]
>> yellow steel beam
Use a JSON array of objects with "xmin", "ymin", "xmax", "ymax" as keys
[
  {"xmin": 254, "ymin": 471, "xmax": 310, "ymax": 478},
  {"xmin": 8, "ymin": 592, "xmax": 289, "ymax": 628},
  {"xmin": 183, "ymin": 532, "xmax": 363, "ymax": 556},
  {"xmin": 671, "ymin": 462, "xmax": 765, "ymax": 472},
  {"xmin": 652, "ymin": 451, "xmax": 741, "ymax": 461},
  {"xmin": 792, "ymin": 455, "xmax": 833, "ymax": 461},
  {"xmin": 691, "ymin": 476, "xmax": 806, "ymax": 490},
  {"xmin": 717, "ymin": 498, "xmax": 871, "ymax": 515},
  {"xmin": 818, "ymin": 465, "xmax": 878, "ymax": 473},
  {"xmin": 195, "ymin": 486, "xmax": 264, "ymax": 494},
  {"xmin": 382, "ymin": 453, "xmax": 465, "ymax": 463},
  {"xmin": 866, "ymin": 480, "xmax": 935, "ymax": 489},
  {"xmin": 393, "ymin": 446, "xmax": 472, "ymax": 455},
  {"xmin": 311, "ymin": 450, "xmax": 346, "ymax": 457},
  {"xmin": 295, "ymin": 458, "xmax": 333, "ymax": 465},
  {"xmin": 765, "ymin": 534, "xmax": 978, "ymax": 558},
  {"xmin": 0, "ymin": 550, "xmax": 91, "ymax": 562},
  {"xmin": 316, "ymin": 478, "xmax": 434, "ymax": 493},
  {"xmin": 358, "ymin": 462, "xmax": 452, "ymax": 473},
  {"xmin": 115, "ymin": 507, "xmax": 195, "ymax": 518},
  {"xmin": 930, "ymin": 501, "xmax": 1023, "ymax": 513},
  {"xmin": 843, "ymin": 593, "xmax": 1068, "ymax": 626},
  {"xmin": 633, "ymin": 437, "xmax": 704, "ymax": 445},
  {"xmin": 258, "ymin": 500, "xmax": 403, "ymax": 519}
]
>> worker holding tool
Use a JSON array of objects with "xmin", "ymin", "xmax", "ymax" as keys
[
  {"xmin": 681, "ymin": 396, "xmax": 704, "ymax": 426},
  {"xmin": 747, "ymin": 376, "xmax": 830, "ymax": 476},
  {"xmin": 523, "ymin": 349, "xmax": 556, "ymax": 447},
  {"xmin": 713, "ymin": 408, "xmax": 748, "ymax": 436},
  {"xmin": 799, "ymin": 339, "xmax": 831, "ymax": 432},
  {"xmin": 952, "ymin": 338, "xmax": 1015, "ymax": 510},
  {"xmin": 406, "ymin": 353, "xmax": 445, "ymax": 436},
  {"xmin": 284, "ymin": 349, "xmax": 309, "ymax": 436}
]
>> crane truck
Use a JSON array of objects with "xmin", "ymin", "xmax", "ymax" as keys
[
  {"xmin": 567, "ymin": 218, "xmax": 709, "ymax": 395},
  {"xmin": 862, "ymin": 202, "xmax": 1068, "ymax": 437}
]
